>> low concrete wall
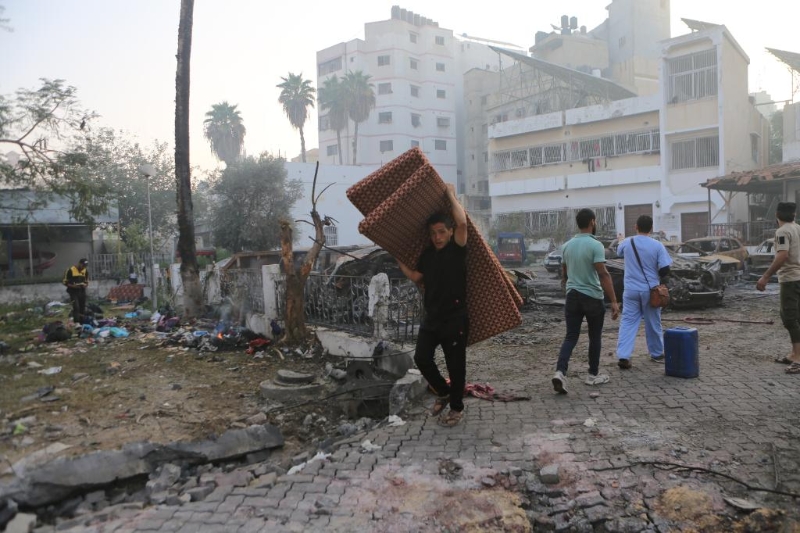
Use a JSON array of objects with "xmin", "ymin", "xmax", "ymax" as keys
[{"xmin": 0, "ymin": 280, "xmax": 120, "ymax": 305}]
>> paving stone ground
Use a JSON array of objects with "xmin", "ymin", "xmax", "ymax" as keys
[{"xmin": 45, "ymin": 284, "xmax": 800, "ymax": 532}]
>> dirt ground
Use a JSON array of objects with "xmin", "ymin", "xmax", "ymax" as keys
[{"xmin": 0, "ymin": 266, "xmax": 786, "ymax": 472}]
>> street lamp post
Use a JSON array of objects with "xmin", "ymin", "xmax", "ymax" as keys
[{"xmin": 139, "ymin": 164, "xmax": 159, "ymax": 312}]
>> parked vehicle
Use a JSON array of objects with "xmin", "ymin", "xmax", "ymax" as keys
[
  {"xmin": 495, "ymin": 232, "xmax": 527, "ymax": 266},
  {"xmin": 544, "ymin": 246, "xmax": 563, "ymax": 273},
  {"xmin": 747, "ymin": 238, "xmax": 776, "ymax": 279},
  {"xmin": 606, "ymin": 250, "xmax": 727, "ymax": 309},
  {"xmin": 676, "ymin": 236, "xmax": 749, "ymax": 273}
]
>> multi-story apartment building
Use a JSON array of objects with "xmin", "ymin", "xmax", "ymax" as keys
[
  {"xmin": 315, "ymin": 6, "xmax": 519, "ymax": 189},
  {"xmin": 529, "ymin": 0, "xmax": 670, "ymax": 96},
  {"xmin": 487, "ymin": 21, "xmax": 769, "ymax": 243}
]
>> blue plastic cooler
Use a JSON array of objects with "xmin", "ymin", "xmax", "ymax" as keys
[{"xmin": 664, "ymin": 327, "xmax": 699, "ymax": 378}]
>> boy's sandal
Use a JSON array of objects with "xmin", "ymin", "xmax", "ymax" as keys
[
  {"xmin": 437, "ymin": 408, "xmax": 464, "ymax": 427},
  {"xmin": 775, "ymin": 355, "xmax": 794, "ymax": 364},
  {"xmin": 430, "ymin": 396, "xmax": 449, "ymax": 416}
]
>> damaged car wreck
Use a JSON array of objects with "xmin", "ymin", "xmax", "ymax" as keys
[{"xmin": 606, "ymin": 251, "xmax": 727, "ymax": 309}]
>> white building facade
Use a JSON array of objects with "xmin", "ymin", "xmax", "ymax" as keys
[{"xmin": 315, "ymin": 7, "xmax": 514, "ymax": 190}]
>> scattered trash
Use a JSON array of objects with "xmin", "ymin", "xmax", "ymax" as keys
[
  {"xmin": 584, "ymin": 418, "xmax": 596, "ymax": 427},
  {"xmin": 287, "ymin": 451, "xmax": 331, "ymax": 475},
  {"xmin": 360, "ymin": 440, "xmax": 382, "ymax": 453},
  {"xmin": 20, "ymin": 386, "xmax": 55, "ymax": 402},
  {"xmin": 13, "ymin": 423, "xmax": 27, "ymax": 435},
  {"xmin": 386, "ymin": 415, "xmax": 406, "ymax": 427},
  {"xmin": 38, "ymin": 366, "xmax": 62, "ymax": 375}
]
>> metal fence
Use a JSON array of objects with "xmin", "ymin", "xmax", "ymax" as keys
[
  {"xmin": 706, "ymin": 221, "xmax": 776, "ymax": 245},
  {"xmin": 218, "ymin": 268, "xmax": 264, "ymax": 313},
  {"xmin": 275, "ymin": 273, "xmax": 422, "ymax": 342},
  {"xmin": 89, "ymin": 252, "xmax": 173, "ymax": 281}
]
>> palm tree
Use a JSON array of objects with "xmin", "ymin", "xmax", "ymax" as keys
[
  {"xmin": 277, "ymin": 73, "xmax": 315, "ymax": 163},
  {"xmin": 174, "ymin": 0, "xmax": 203, "ymax": 317},
  {"xmin": 318, "ymin": 76, "xmax": 348, "ymax": 165},
  {"xmin": 203, "ymin": 102, "xmax": 246, "ymax": 166},
  {"xmin": 342, "ymin": 71, "xmax": 375, "ymax": 165}
]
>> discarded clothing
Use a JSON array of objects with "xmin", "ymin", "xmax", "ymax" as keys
[{"xmin": 463, "ymin": 382, "xmax": 531, "ymax": 402}]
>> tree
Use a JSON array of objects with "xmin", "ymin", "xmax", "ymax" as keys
[
  {"xmin": 209, "ymin": 153, "xmax": 302, "ymax": 252},
  {"xmin": 174, "ymin": 0, "xmax": 203, "ymax": 317},
  {"xmin": 280, "ymin": 163, "xmax": 335, "ymax": 344},
  {"xmin": 318, "ymin": 76, "xmax": 347, "ymax": 164},
  {"xmin": 342, "ymin": 71, "xmax": 375, "ymax": 165},
  {"xmin": 277, "ymin": 73, "xmax": 315, "ymax": 163},
  {"xmin": 0, "ymin": 79, "xmax": 111, "ymax": 222},
  {"xmin": 203, "ymin": 101, "xmax": 246, "ymax": 166},
  {"xmin": 770, "ymin": 109, "xmax": 784, "ymax": 165}
]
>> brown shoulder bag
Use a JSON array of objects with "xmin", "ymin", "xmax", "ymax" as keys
[{"xmin": 630, "ymin": 237, "xmax": 670, "ymax": 308}]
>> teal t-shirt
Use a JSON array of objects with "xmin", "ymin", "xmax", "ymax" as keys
[{"xmin": 562, "ymin": 233, "xmax": 606, "ymax": 300}]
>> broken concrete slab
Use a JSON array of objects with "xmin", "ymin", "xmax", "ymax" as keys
[
  {"xmin": 540, "ymin": 464, "xmax": 561, "ymax": 485},
  {"xmin": 4, "ymin": 512, "xmax": 36, "ymax": 533},
  {"xmin": 0, "ymin": 424, "xmax": 283, "ymax": 508},
  {"xmin": 389, "ymin": 370, "xmax": 428, "ymax": 415}
]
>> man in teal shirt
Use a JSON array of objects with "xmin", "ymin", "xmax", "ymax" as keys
[{"xmin": 552, "ymin": 209, "xmax": 620, "ymax": 394}]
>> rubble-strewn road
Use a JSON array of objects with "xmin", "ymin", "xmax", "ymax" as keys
[{"xmin": 49, "ymin": 279, "xmax": 800, "ymax": 532}]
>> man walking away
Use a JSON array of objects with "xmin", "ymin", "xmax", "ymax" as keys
[
  {"xmin": 397, "ymin": 184, "xmax": 469, "ymax": 426},
  {"xmin": 553, "ymin": 208, "xmax": 620, "ymax": 394},
  {"xmin": 615, "ymin": 215, "xmax": 672, "ymax": 368},
  {"xmin": 757, "ymin": 202, "xmax": 800, "ymax": 375},
  {"xmin": 63, "ymin": 258, "xmax": 89, "ymax": 324}
]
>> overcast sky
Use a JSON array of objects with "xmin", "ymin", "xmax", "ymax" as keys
[{"xmin": 1, "ymin": 1, "xmax": 796, "ymax": 176}]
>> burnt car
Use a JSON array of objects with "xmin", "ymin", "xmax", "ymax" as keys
[
  {"xmin": 605, "ymin": 250, "xmax": 726, "ymax": 309},
  {"xmin": 747, "ymin": 238, "xmax": 776, "ymax": 280},
  {"xmin": 676, "ymin": 236, "xmax": 748, "ymax": 274}
]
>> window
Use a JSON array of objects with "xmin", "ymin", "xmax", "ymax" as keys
[
  {"xmin": 670, "ymin": 135, "xmax": 719, "ymax": 170},
  {"xmin": 379, "ymin": 140, "xmax": 394, "ymax": 152},
  {"xmin": 410, "ymin": 58, "xmax": 418, "ymax": 70},
  {"xmin": 483, "ymin": 152, "xmax": 488, "ymax": 162},
  {"xmin": 326, "ymin": 144, "xmax": 338, "ymax": 156},
  {"xmin": 480, "ymin": 95, "xmax": 488, "ymax": 105},
  {"xmin": 378, "ymin": 82, "xmax": 392, "ymax": 95},
  {"xmin": 491, "ymin": 128, "xmax": 661, "ymax": 172},
  {"xmin": 411, "ymin": 113, "xmax": 421, "ymax": 127},
  {"xmin": 435, "ymin": 140, "xmax": 447, "ymax": 150},
  {"xmin": 410, "ymin": 85, "xmax": 420, "ymax": 97},
  {"xmin": 482, "ymin": 123, "xmax": 488, "ymax": 134},
  {"xmin": 378, "ymin": 54, "xmax": 391, "ymax": 66},
  {"xmin": 751, "ymin": 133, "xmax": 760, "ymax": 163},
  {"xmin": 409, "ymin": 32, "xmax": 418, "ymax": 43},
  {"xmin": 437, "ymin": 117, "xmax": 450, "ymax": 127},
  {"xmin": 319, "ymin": 115, "xmax": 330, "ymax": 131},
  {"xmin": 378, "ymin": 112, "xmax": 392, "ymax": 124},
  {"xmin": 437, "ymin": 89, "xmax": 446, "ymax": 99},
  {"xmin": 435, "ymin": 36, "xmax": 445, "ymax": 45},
  {"xmin": 668, "ymin": 49, "xmax": 718, "ymax": 103},
  {"xmin": 436, "ymin": 62, "xmax": 445, "ymax": 72},
  {"xmin": 323, "ymin": 226, "xmax": 338, "ymax": 246},
  {"xmin": 619, "ymin": 36, "xmax": 626, "ymax": 48},
  {"xmin": 411, "ymin": 140, "xmax": 420, "ymax": 148},
  {"xmin": 318, "ymin": 57, "xmax": 342, "ymax": 76}
]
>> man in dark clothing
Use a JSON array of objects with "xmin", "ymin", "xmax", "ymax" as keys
[
  {"xmin": 398, "ymin": 184, "xmax": 468, "ymax": 427},
  {"xmin": 63, "ymin": 258, "xmax": 89, "ymax": 323}
]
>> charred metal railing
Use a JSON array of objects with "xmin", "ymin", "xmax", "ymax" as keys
[
  {"xmin": 218, "ymin": 268, "xmax": 264, "ymax": 313},
  {"xmin": 274, "ymin": 273, "xmax": 422, "ymax": 342}
]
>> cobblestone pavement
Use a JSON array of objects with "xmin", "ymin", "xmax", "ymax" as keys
[{"xmin": 50, "ymin": 287, "xmax": 800, "ymax": 532}]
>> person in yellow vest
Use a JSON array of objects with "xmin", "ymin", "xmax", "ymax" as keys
[{"xmin": 63, "ymin": 258, "xmax": 89, "ymax": 323}]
